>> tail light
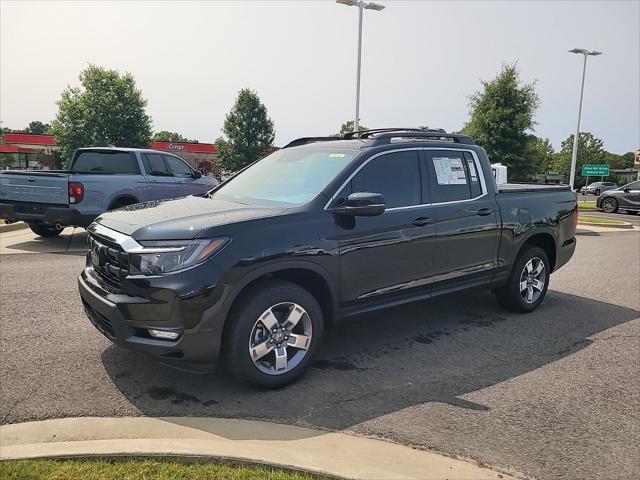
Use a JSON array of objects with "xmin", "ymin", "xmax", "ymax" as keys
[
  {"xmin": 69, "ymin": 182, "xmax": 84, "ymax": 204},
  {"xmin": 572, "ymin": 204, "xmax": 579, "ymax": 232}
]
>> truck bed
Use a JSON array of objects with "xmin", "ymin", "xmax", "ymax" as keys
[{"xmin": 498, "ymin": 183, "xmax": 571, "ymax": 193}]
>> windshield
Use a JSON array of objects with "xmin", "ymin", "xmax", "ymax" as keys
[{"xmin": 213, "ymin": 146, "xmax": 356, "ymax": 207}]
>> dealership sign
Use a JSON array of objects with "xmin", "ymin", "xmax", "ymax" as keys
[
  {"xmin": 168, "ymin": 143, "xmax": 185, "ymax": 151},
  {"xmin": 581, "ymin": 164, "xmax": 609, "ymax": 176}
]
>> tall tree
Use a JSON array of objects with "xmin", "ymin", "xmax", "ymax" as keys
[
  {"xmin": 552, "ymin": 132, "xmax": 606, "ymax": 186},
  {"xmin": 338, "ymin": 120, "xmax": 368, "ymax": 135},
  {"xmin": 25, "ymin": 121, "xmax": 51, "ymax": 135},
  {"xmin": 526, "ymin": 135, "xmax": 556, "ymax": 175},
  {"xmin": 461, "ymin": 64, "xmax": 539, "ymax": 181},
  {"xmin": 152, "ymin": 130, "xmax": 197, "ymax": 143},
  {"xmin": 215, "ymin": 89, "xmax": 275, "ymax": 172},
  {"xmin": 51, "ymin": 65, "xmax": 152, "ymax": 164}
]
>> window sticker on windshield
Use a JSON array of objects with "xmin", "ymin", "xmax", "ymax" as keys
[
  {"xmin": 329, "ymin": 153, "xmax": 346, "ymax": 158},
  {"xmin": 433, "ymin": 157, "xmax": 467, "ymax": 185}
]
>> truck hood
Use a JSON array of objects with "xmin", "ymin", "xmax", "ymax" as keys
[{"xmin": 95, "ymin": 196, "xmax": 288, "ymax": 241}]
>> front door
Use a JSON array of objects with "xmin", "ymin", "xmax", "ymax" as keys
[
  {"xmin": 333, "ymin": 150, "xmax": 436, "ymax": 311},
  {"xmin": 164, "ymin": 155, "xmax": 204, "ymax": 196},
  {"xmin": 421, "ymin": 149, "xmax": 500, "ymax": 294},
  {"xmin": 142, "ymin": 153, "xmax": 178, "ymax": 200}
]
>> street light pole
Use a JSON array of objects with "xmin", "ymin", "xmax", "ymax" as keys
[
  {"xmin": 568, "ymin": 48, "xmax": 602, "ymax": 191},
  {"xmin": 336, "ymin": 0, "xmax": 385, "ymax": 134}
]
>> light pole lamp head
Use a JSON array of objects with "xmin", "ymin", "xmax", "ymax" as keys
[
  {"xmin": 336, "ymin": 0, "xmax": 358, "ymax": 6},
  {"xmin": 569, "ymin": 48, "xmax": 603, "ymax": 56},
  {"xmin": 365, "ymin": 2, "xmax": 385, "ymax": 10}
]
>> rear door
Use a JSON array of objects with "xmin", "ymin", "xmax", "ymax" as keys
[
  {"xmin": 0, "ymin": 172, "xmax": 68, "ymax": 205},
  {"xmin": 620, "ymin": 181, "xmax": 640, "ymax": 209},
  {"xmin": 163, "ymin": 155, "xmax": 202, "ymax": 196},
  {"xmin": 422, "ymin": 149, "xmax": 500, "ymax": 292},
  {"xmin": 141, "ymin": 153, "xmax": 178, "ymax": 200},
  {"xmin": 334, "ymin": 149, "xmax": 437, "ymax": 306}
]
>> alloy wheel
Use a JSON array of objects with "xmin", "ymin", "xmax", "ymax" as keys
[
  {"xmin": 602, "ymin": 198, "xmax": 617, "ymax": 213},
  {"xmin": 248, "ymin": 302, "xmax": 312, "ymax": 375},
  {"xmin": 519, "ymin": 257, "xmax": 546, "ymax": 304}
]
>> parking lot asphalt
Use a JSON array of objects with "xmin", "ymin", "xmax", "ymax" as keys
[{"xmin": 1, "ymin": 229, "xmax": 639, "ymax": 480}]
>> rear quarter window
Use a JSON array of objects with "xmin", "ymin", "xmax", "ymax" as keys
[{"xmin": 72, "ymin": 151, "xmax": 139, "ymax": 174}]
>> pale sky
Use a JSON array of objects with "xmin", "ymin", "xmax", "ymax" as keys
[{"xmin": 1, "ymin": 0, "xmax": 639, "ymax": 153}]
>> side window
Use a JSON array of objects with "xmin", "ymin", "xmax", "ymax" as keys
[
  {"xmin": 349, "ymin": 150, "xmax": 421, "ymax": 208},
  {"xmin": 143, "ymin": 153, "xmax": 170, "ymax": 176},
  {"xmin": 425, "ymin": 150, "xmax": 475, "ymax": 203},
  {"xmin": 464, "ymin": 151, "xmax": 483, "ymax": 198},
  {"xmin": 164, "ymin": 155, "xmax": 194, "ymax": 178},
  {"xmin": 627, "ymin": 181, "xmax": 640, "ymax": 191}
]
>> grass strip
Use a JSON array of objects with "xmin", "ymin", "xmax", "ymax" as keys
[{"xmin": 0, "ymin": 458, "xmax": 329, "ymax": 480}]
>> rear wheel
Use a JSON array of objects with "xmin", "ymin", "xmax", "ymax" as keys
[
  {"xmin": 224, "ymin": 280, "xmax": 323, "ymax": 388},
  {"xmin": 29, "ymin": 223, "xmax": 64, "ymax": 238},
  {"xmin": 495, "ymin": 246, "xmax": 550, "ymax": 313},
  {"xmin": 601, "ymin": 197, "xmax": 618, "ymax": 213}
]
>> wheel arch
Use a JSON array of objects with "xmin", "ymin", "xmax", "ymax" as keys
[
  {"xmin": 218, "ymin": 262, "xmax": 339, "ymax": 347},
  {"xmin": 520, "ymin": 231, "xmax": 557, "ymax": 272},
  {"xmin": 108, "ymin": 195, "xmax": 139, "ymax": 210}
]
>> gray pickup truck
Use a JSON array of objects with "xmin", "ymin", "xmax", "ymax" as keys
[{"xmin": 0, "ymin": 147, "xmax": 218, "ymax": 237}]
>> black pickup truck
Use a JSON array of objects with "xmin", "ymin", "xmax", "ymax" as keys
[{"xmin": 78, "ymin": 129, "xmax": 578, "ymax": 387}]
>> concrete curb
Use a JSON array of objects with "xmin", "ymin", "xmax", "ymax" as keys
[
  {"xmin": 0, "ymin": 221, "xmax": 28, "ymax": 233},
  {"xmin": 577, "ymin": 217, "xmax": 634, "ymax": 230},
  {"xmin": 0, "ymin": 417, "xmax": 519, "ymax": 480}
]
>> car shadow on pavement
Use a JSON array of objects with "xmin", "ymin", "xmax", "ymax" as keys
[
  {"xmin": 2, "ymin": 229, "xmax": 88, "ymax": 256},
  {"xmin": 101, "ymin": 290, "xmax": 639, "ymax": 438}
]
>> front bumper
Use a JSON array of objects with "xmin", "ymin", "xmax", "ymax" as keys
[
  {"xmin": 78, "ymin": 260, "xmax": 227, "ymax": 372},
  {"xmin": 0, "ymin": 202, "xmax": 95, "ymax": 227}
]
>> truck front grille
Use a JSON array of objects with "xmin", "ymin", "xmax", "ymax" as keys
[{"xmin": 87, "ymin": 234, "xmax": 129, "ymax": 293}]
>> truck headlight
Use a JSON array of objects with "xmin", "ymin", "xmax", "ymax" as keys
[{"xmin": 129, "ymin": 238, "xmax": 228, "ymax": 275}]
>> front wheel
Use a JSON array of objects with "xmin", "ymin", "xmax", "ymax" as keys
[
  {"xmin": 29, "ymin": 223, "xmax": 64, "ymax": 238},
  {"xmin": 495, "ymin": 246, "xmax": 550, "ymax": 313},
  {"xmin": 224, "ymin": 280, "xmax": 323, "ymax": 388},
  {"xmin": 601, "ymin": 198, "xmax": 618, "ymax": 213}
]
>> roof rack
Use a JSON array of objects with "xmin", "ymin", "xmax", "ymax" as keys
[
  {"xmin": 282, "ymin": 136, "xmax": 342, "ymax": 148},
  {"xmin": 283, "ymin": 128, "xmax": 474, "ymax": 149}
]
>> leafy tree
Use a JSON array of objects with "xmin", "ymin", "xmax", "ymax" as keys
[
  {"xmin": 552, "ymin": 132, "xmax": 606, "ymax": 187},
  {"xmin": 338, "ymin": 120, "xmax": 368, "ymax": 135},
  {"xmin": 25, "ymin": 121, "xmax": 51, "ymax": 135},
  {"xmin": 51, "ymin": 65, "xmax": 152, "ymax": 165},
  {"xmin": 215, "ymin": 88, "xmax": 274, "ymax": 172},
  {"xmin": 152, "ymin": 130, "xmax": 197, "ymax": 143},
  {"xmin": 461, "ymin": 63, "xmax": 539, "ymax": 181},
  {"xmin": 526, "ymin": 135, "xmax": 556, "ymax": 175}
]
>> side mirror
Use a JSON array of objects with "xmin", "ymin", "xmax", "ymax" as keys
[
  {"xmin": 331, "ymin": 192, "xmax": 385, "ymax": 217},
  {"xmin": 193, "ymin": 170, "xmax": 202, "ymax": 179},
  {"xmin": 623, "ymin": 187, "xmax": 630, "ymax": 192}
]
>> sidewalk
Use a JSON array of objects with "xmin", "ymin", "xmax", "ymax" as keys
[
  {"xmin": 0, "ymin": 417, "xmax": 519, "ymax": 480},
  {"xmin": 0, "ymin": 226, "xmax": 87, "ymax": 255}
]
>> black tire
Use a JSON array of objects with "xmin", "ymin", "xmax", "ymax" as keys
[
  {"xmin": 29, "ymin": 223, "xmax": 64, "ymax": 238},
  {"xmin": 224, "ymin": 279, "xmax": 324, "ymax": 388},
  {"xmin": 495, "ymin": 245, "xmax": 550, "ymax": 313},
  {"xmin": 601, "ymin": 197, "xmax": 618, "ymax": 214}
]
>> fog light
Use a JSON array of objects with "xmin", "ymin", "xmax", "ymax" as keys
[{"xmin": 148, "ymin": 329, "xmax": 180, "ymax": 340}]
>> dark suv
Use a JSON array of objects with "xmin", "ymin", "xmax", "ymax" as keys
[{"xmin": 79, "ymin": 129, "xmax": 577, "ymax": 387}]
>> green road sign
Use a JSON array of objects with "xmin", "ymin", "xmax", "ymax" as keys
[{"xmin": 582, "ymin": 164, "xmax": 609, "ymax": 176}]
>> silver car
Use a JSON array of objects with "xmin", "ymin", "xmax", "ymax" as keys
[{"xmin": 580, "ymin": 181, "xmax": 618, "ymax": 196}]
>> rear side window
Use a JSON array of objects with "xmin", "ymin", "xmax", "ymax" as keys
[
  {"xmin": 72, "ymin": 151, "xmax": 139, "ymax": 174},
  {"xmin": 349, "ymin": 150, "xmax": 421, "ymax": 208},
  {"xmin": 424, "ymin": 150, "xmax": 482, "ymax": 203},
  {"xmin": 164, "ymin": 155, "xmax": 193, "ymax": 178},
  {"xmin": 143, "ymin": 154, "xmax": 170, "ymax": 176}
]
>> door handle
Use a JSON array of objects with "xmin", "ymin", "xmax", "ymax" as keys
[
  {"xmin": 475, "ymin": 208, "xmax": 493, "ymax": 216},
  {"xmin": 412, "ymin": 217, "xmax": 432, "ymax": 226}
]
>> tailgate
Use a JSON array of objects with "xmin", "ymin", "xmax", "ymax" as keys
[{"xmin": 0, "ymin": 172, "xmax": 69, "ymax": 205}]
